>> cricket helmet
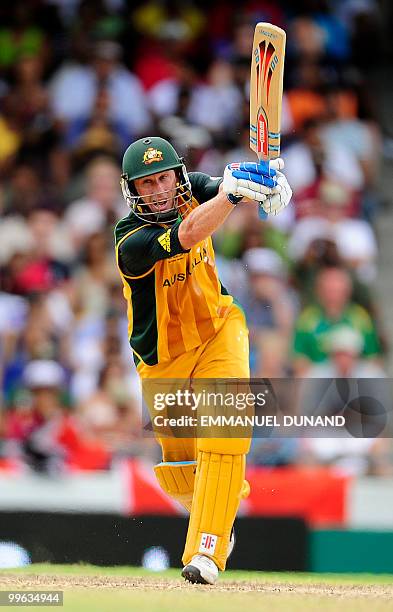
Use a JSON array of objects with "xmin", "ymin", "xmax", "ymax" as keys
[{"xmin": 121, "ymin": 136, "xmax": 192, "ymax": 224}]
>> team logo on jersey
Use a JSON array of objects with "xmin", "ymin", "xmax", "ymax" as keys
[
  {"xmin": 199, "ymin": 533, "xmax": 217, "ymax": 555},
  {"xmin": 143, "ymin": 147, "xmax": 163, "ymax": 164},
  {"xmin": 158, "ymin": 229, "xmax": 171, "ymax": 252}
]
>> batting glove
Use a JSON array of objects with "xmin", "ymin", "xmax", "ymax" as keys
[
  {"xmin": 260, "ymin": 166, "xmax": 292, "ymax": 215},
  {"xmin": 223, "ymin": 164, "xmax": 274, "ymax": 204},
  {"xmin": 229, "ymin": 159, "xmax": 282, "ymax": 187}
]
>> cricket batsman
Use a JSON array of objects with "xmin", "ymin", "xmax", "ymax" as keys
[{"xmin": 114, "ymin": 136, "xmax": 292, "ymax": 584}]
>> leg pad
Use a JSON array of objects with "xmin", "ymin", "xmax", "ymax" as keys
[
  {"xmin": 182, "ymin": 451, "xmax": 245, "ymax": 571},
  {"xmin": 154, "ymin": 461, "xmax": 196, "ymax": 512}
]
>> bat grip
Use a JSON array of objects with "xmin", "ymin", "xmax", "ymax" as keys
[{"xmin": 257, "ymin": 153, "xmax": 273, "ymax": 220}]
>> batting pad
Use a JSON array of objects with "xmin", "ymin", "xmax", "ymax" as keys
[
  {"xmin": 182, "ymin": 451, "xmax": 246, "ymax": 571},
  {"xmin": 154, "ymin": 461, "xmax": 197, "ymax": 512}
]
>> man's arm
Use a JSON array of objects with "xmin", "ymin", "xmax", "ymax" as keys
[
  {"xmin": 178, "ymin": 184, "xmax": 234, "ymax": 250},
  {"xmin": 179, "ymin": 159, "xmax": 292, "ymax": 249}
]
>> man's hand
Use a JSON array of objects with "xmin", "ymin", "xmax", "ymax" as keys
[
  {"xmin": 260, "ymin": 163, "xmax": 292, "ymax": 216},
  {"xmin": 226, "ymin": 158, "xmax": 292, "ymax": 215},
  {"xmin": 223, "ymin": 162, "xmax": 275, "ymax": 203}
]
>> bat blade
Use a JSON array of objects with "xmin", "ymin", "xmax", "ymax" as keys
[
  {"xmin": 250, "ymin": 23, "xmax": 286, "ymax": 218},
  {"xmin": 250, "ymin": 22, "xmax": 286, "ymax": 162}
]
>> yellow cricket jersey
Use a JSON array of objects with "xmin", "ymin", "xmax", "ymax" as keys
[{"xmin": 114, "ymin": 172, "xmax": 234, "ymax": 367}]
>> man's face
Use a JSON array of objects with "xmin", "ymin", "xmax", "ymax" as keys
[
  {"xmin": 134, "ymin": 170, "xmax": 177, "ymax": 213},
  {"xmin": 316, "ymin": 268, "xmax": 352, "ymax": 312}
]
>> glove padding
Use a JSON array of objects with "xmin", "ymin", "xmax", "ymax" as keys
[
  {"xmin": 229, "ymin": 160, "xmax": 279, "ymax": 189},
  {"xmin": 223, "ymin": 162, "xmax": 275, "ymax": 203},
  {"xmin": 223, "ymin": 158, "xmax": 291, "ymax": 213},
  {"xmin": 260, "ymin": 168, "xmax": 292, "ymax": 215}
]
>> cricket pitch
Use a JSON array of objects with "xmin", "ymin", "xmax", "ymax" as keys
[{"xmin": 1, "ymin": 565, "xmax": 393, "ymax": 611}]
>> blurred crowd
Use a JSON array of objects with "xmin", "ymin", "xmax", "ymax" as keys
[{"xmin": 0, "ymin": 0, "xmax": 392, "ymax": 476}]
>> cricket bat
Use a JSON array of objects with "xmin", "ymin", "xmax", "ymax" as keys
[{"xmin": 250, "ymin": 22, "xmax": 286, "ymax": 219}]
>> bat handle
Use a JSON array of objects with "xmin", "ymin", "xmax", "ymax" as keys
[
  {"xmin": 258, "ymin": 204, "xmax": 268, "ymax": 220},
  {"xmin": 257, "ymin": 154, "xmax": 270, "ymax": 220}
]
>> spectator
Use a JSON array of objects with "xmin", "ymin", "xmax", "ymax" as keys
[
  {"xmin": 285, "ymin": 60, "xmax": 327, "ymax": 132},
  {"xmin": 2, "ymin": 163, "xmax": 43, "ymax": 217},
  {"xmin": 309, "ymin": 325, "xmax": 387, "ymax": 378},
  {"xmin": 49, "ymin": 40, "xmax": 151, "ymax": 138},
  {"xmin": 253, "ymin": 330, "xmax": 291, "ymax": 378},
  {"xmin": 288, "ymin": 178, "xmax": 378, "ymax": 283},
  {"xmin": 6, "ymin": 54, "xmax": 52, "ymax": 155},
  {"xmin": 147, "ymin": 59, "xmax": 195, "ymax": 120},
  {"xmin": 75, "ymin": 359, "xmax": 141, "ymax": 455},
  {"xmin": 64, "ymin": 87, "xmax": 127, "ymax": 159},
  {"xmin": 0, "ymin": 207, "xmax": 72, "ymax": 299},
  {"xmin": 0, "ymin": 3, "xmax": 48, "ymax": 74},
  {"xmin": 300, "ymin": 326, "xmax": 387, "ymax": 433},
  {"xmin": 293, "ymin": 267, "xmax": 381, "ymax": 375},
  {"xmin": 242, "ymin": 248, "xmax": 296, "ymax": 374},
  {"xmin": 4, "ymin": 359, "xmax": 111, "ymax": 473},
  {"xmin": 0, "ymin": 97, "xmax": 22, "ymax": 176},
  {"xmin": 322, "ymin": 85, "xmax": 382, "ymax": 220},
  {"xmin": 26, "ymin": 207, "xmax": 73, "ymax": 267},
  {"xmin": 283, "ymin": 117, "xmax": 365, "ymax": 203},
  {"xmin": 63, "ymin": 156, "xmax": 125, "ymax": 250},
  {"xmin": 323, "ymin": 86, "xmax": 380, "ymax": 185},
  {"xmin": 214, "ymin": 202, "xmax": 289, "ymax": 262},
  {"xmin": 4, "ymin": 360, "xmax": 67, "ymax": 470},
  {"xmin": 72, "ymin": 231, "xmax": 117, "ymax": 320},
  {"xmin": 186, "ymin": 59, "xmax": 243, "ymax": 133},
  {"xmin": 299, "ymin": 324, "xmax": 391, "ymax": 476},
  {"xmin": 132, "ymin": 0, "xmax": 205, "ymax": 42}
]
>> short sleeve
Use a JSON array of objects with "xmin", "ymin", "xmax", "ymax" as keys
[{"xmin": 119, "ymin": 220, "xmax": 190, "ymax": 277}]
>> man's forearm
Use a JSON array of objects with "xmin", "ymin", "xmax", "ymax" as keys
[{"xmin": 178, "ymin": 187, "xmax": 235, "ymax": 250}]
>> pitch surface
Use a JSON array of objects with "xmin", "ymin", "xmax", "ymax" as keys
[{"xmin": 1, "ymin": 565, "xmax": 392, "ymax": 611}]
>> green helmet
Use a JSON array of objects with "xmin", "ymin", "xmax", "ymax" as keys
[{"xmin": 120, "ymin": 137, "xmax": 192, "ymax": 224}]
